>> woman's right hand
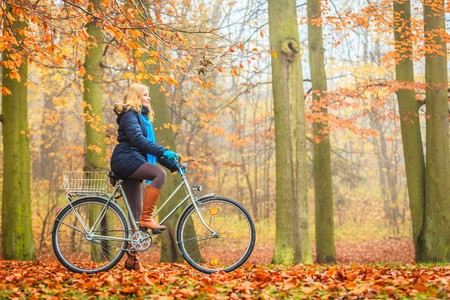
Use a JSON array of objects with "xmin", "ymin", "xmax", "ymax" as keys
[{"xmin": 162, "ymin": 150, "xmax": 180, "ymax": 161}]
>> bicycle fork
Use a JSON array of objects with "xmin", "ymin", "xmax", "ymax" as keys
[{"xmin": 179, "ymin": 172, "xmax": 217, "ymax": 235}]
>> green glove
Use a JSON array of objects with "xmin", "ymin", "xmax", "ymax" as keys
[{"xmin": 163, "ymin": 150, "xmax": 179, "ymax": 161}]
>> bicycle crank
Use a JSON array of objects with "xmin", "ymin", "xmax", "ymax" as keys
[{"xmin": 130, "ymin": 231, "xmax": 152, "ymax": 252}]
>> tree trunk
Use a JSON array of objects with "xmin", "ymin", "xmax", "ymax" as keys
[
  {"xmin": 307, "ymin": 0, "xmax": 336, "ymax": 263},
  {"xmin": 268, "ymin": 0, "xmax": 312, "ymax": 264},
  {"xmin": 124, "ymin": 0, "xmax": 194, "ymax": 261},
  {"xmin": 420, "ymin": 0, "xmax": 450, "ymax": 262},
  {"xmin": 253, "ymin": 109, "xmax": 259, "ymax": 221},
  {"xmin": 35, "ymin": 95, "xmax": 60, "ymax": 179},
  {"xmin": 241, "ymin": 155, "xmax": 257, "ymax": 220},
  {"xmin": 369, "ymin": 109, "xmax": 402, "ymax": 236},
  {"xmin": 1, "ymin": 3, "xmax": 36, "ymax": 260},
  {"xmin": 83, "ymin": 3, "xmax": 107, "ymax": 171},
  {"xmin": 393, "ymin": 0, "xmax": 425, "ymax": 261},
  {"xmin": 144, "ymin": 71, "xmax": 185, "ymax": 262},
  {"xmin": 83, "ymin": 0, "xmax": 108, "ymax": 262}
]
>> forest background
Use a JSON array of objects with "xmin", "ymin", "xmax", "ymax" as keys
[{"xmin": 0, "ymin": 0, "xmax": 449, "ymax": 298}]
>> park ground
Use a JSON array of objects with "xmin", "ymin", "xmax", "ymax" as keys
[{"xmin": 1, "ymin": 238, "xmax": 449, "ymax": 299}]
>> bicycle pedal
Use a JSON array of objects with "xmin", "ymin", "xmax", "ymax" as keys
[
  {"xmin": 139, "ymin": 226, "xmax": 148, "ymax": 232},
  {"xmin": 139, "ymin": 226, "xmax": 165, "ymax": 234},
  {"xmin": 151, "ymin": 228, "xmax": 165, "ymax": 235}
]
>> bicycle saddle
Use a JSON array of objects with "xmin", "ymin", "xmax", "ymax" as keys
[{"xmin": 108, "ymin": 170, "xmax": 123, "ymax": 186}]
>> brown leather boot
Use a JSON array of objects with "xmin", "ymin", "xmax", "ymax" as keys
[
  {"xmin": 124, "ymin": 244, "xmax": 143, "ymax": 271},
  {"xmin": 139, "ymin": 185, "xmax": 166, "ymax": 231}
]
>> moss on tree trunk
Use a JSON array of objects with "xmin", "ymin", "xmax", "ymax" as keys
[
  {"xmin": 1, "ymin": 3, "xmax": 36, "ymax": 260},
  {"xmin": 420, "ymin": 0, "xmax": 450, "ymax": 262},
  {"xmin": 83, "ymin": 9, "xmax": 106, "ymax": 171},
  {"xmin": 307, "ymin": 0, "xmax": 336, "ymax": 264},
  {"xmin": 83, "ymin": 0, "xmax": 108, "ymax": 261}
]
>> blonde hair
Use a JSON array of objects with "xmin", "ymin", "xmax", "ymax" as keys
[{"xmin": 114, "ymin": 83, "xmax": 155, "ymax": 121}]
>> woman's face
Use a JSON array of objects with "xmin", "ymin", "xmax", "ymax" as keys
[{"xmin": 141, "ymin": 89, "xmax": 150, "ymax": 107}]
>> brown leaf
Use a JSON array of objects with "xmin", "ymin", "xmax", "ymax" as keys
[
  {"xmin": 384, "ymin": 286, "xmax": 396, "ymax": 294},
  {"xmin": 81, "ymin": 280, "xmax": 96, "ymax": 289},
  {"xmin": 120, "ymin": 286, "xmax": 138, "ymax": 294},
  {"xmin": 413, "ymin": 283, "xmax": 428, "ymax": 292}
]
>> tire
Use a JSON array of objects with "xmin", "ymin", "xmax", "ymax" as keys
[
  {"xmin": 177, "ymin": 197, "xmax": 256, "ymax": 273},
  {"xmin": 52, "ymin": 197, "xmax": 128, "ymax": 274}
]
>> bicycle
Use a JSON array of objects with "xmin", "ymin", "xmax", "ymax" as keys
[{"xmin": 52, "ymin": 163, "xmax": 256, "ymax": 274}]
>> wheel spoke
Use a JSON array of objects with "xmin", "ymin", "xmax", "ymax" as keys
[
  {"xmin": 181, "ymin": 234, "xmax": 216, "ymax": 244},
  {"xmin": 59, "ymin": 221, "xmax": 85, "ymax": 234},
  {"xmin": 178, "ymin": 198, "xmax": 255, "ymax": 273},
  {"xmin": 52, "ymin": 198, "xmax": 127, "ymax": 274}
]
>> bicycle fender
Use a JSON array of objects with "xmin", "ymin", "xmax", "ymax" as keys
[
  {"xmin": 69, "ymin": 194, "xmax": 111, "ymax": 202},
  {"xmin": 197, "ymin": 193, "xmax": 215, "ymax": 201}
]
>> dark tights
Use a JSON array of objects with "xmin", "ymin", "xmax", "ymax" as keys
[{"xmin": 122, "ymin": 163, "xmax": 166, "ymax": 222}]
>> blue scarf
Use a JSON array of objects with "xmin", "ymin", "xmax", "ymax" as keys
[{"xmin": 139, "ymin": 106, "xmax": 157, "ymax": 165}]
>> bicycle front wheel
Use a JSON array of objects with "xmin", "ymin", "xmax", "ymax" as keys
[
  {"xmin": 177, "ymin": 197, "xmax": 256, "ymax": 273},
  {"xmin": 52, "ymin": 197, "xmax": 128, "ymax": 274}
]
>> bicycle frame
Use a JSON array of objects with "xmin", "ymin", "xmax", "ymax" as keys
[{"xmin": 65, "ymin": 165, "xmax": 216, "ymax": 244}]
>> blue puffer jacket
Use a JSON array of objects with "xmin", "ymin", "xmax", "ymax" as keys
[{"xmin": 110, "ymin": 108, "xmax": 178, "ymax": 178}]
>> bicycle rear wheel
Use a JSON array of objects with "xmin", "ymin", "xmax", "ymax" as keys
[
  {"xmin": 177, "ymin": 197, "xmax": 256, "ymax": 273},
  {"xmin": 52, "ymin": 197, "xmax": 128, "ymax": 274}
]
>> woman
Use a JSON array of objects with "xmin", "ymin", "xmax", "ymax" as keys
[{"xmin": 110, "ymin": 83, "xmax": 180, "ymax": 271}]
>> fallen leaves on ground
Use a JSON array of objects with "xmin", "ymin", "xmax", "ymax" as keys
[
  {"xmin": 1, "ymin": 260, "xmax": 449, "ymax": 299},
  {"xmin": 335, "ymin": 238, "xmax": 414, "ymax": 264},
  {"xmin": 246, "ymin": 237, "xmax": 415, "ymax": 265}
]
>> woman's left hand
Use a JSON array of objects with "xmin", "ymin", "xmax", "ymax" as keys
[{"xmin": 163, "ymin": 150, "xmax": 180, "ymax": 161}]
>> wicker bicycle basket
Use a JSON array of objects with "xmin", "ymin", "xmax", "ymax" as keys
[{"xmin": 61, "ymin": 171, "xmax": 109, "ymax": 193}]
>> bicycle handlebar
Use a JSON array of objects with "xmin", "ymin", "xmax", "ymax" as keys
[{"xmin": 175, "ymin": 161, "xmax": 188, "ymax": 174}]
